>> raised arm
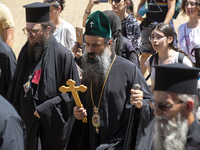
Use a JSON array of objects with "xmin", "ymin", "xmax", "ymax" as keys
[
  {"xmin": 164, "ymin": 0, "xmax": 176, "ymax": 23},
  {"xmin": 82, "ymin": 0, "xmax": 101, "ymax": 27},
  {"xmin": 136, "ymin": 0, "xmax": 146, "ymax": 21},
  {"xmin": 4, "ymin": 27, "xmax": 14, "ymax": 48}
]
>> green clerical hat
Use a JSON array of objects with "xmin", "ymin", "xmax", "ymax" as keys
[{"xmin": 84, "ymin": 11, "xmax": 112, "ymax": 39}]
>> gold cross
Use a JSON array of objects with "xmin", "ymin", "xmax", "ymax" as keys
[{"xmin": 59, "ymin": 79, "xmax": 87, "ymax": 123}]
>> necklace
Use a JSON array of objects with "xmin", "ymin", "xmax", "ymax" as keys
[{"xmin": 90, "ymin": 54, "xmax": 116, "ymax": 133}]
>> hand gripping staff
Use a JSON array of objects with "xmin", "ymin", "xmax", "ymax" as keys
[
  {"xmin": 59, "ymin": 79, "xmax": 87, "ymax": 123},
  {"xmin": 123, "ymin": 84, "xmax": 141, "ymax": 150}
]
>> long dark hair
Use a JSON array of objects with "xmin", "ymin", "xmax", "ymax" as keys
[
  {"xmin": 44, "ymin": 0, "xmax": 65, "ymax": 12},
  {"xmin": 125, "ymin": 0, "xmax": 135, "ymax": 16},
  {"xmin": 151, "ymin": 23, "xmax": 193, "ymax": 62}
]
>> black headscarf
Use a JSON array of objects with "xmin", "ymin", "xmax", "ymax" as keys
[{"xmin": 103, "ymin": 10, "xmax": 123, "ymax": 56}]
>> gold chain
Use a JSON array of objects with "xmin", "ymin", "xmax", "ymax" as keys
[{"xmin": 90, "ymin": 54, "xmax": 116, "ymax": 108}]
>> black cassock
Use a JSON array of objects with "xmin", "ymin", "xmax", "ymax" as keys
[
  {"xmin": 72, "ymin": 54, "xmax": 155, "ymax": 150},
  {"xmin": 7, "ymin": 36, "xmax": 79, "ymax": 150},
  {"xmin": 0, "ymin": 37, "xmax": 16, "ymax": 97},
  {"xmin": 0, "ymin": 95, "xmax": 25, "ymax": 150},
  {"xmin": 185, "ymin": 119, "xmax": 200, "ymax": 150}
]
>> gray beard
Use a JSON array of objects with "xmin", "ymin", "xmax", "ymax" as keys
[
  {"xmin": 153, "ymin": 113, "xmax": 188, "ymax": 150},
  {"xmin": 27, "ymin": 35, "xmax": 48, "ymax": 61},
  {"xmin": 82, "ymin": 47, "xmax": 111, "ymax": 89}
]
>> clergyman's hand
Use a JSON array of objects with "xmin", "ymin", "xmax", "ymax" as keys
[
  {"xmin": 73, "ymin": 106, "xmax": 87, "ymax": 120},
  {"xmin": 130, "ymin": 89, "xmax": 143, "ymax": 109},
  {"xmin": 72, "ymin": 42, "xmax": 83, "ymax": 59},
  {"xmin": 34, "ymin": 110, "xmax": 40, "ymax": 118}
]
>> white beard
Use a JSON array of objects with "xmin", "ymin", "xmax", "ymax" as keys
[{"xmin": 153, "ymin": 113, "xmax": 188, "ymax": 150}]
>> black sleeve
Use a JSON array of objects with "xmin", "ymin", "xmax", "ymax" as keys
[
  {"xmin": 0, "ymin": 116, "xmax": 25, "ymax": 150},
  {"xmin": 126, "ymin": 40, "xmax": 140, "ymax": 68}
]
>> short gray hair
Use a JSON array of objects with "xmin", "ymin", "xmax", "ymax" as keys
[{"xmin": 177, "ymin": 94, "xmax": 199, "ymax": 114}]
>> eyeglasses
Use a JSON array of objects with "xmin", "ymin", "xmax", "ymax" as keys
[
  {"xmin": 22, "ymin": 27, "xmax": 42, "ymax": 35},
  {"xmin": 109, "ymin": 0, "xmax": 123, "ymax": 4},
  {"xmin": 150, "ymin": 101, "xmax": 184, "ymax": 111},
  {"xmin": 185, "ymin": 2, "xmax": 197, "ymax": 7},
  {"xmin": 149, "ymin": 36, "xmax": 167, "ymax": 41}
]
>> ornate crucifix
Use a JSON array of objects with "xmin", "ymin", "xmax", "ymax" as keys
[{"xmin": 59, "ymin": 79, "xmax": 87, "ymax": 123}]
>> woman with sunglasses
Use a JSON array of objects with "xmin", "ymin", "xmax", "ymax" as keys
[
  {"xmin": 43, "ymin": 0, "xmax": 76, "ymax": 51},
  {"xmin": 82, "ymin": 0, "xmax": 141, "ymax": 54},
  {"xmin": 145, "ymin": 23, "xmax": 193, "ymax": 92},
  {"xmin": 178, "ymin": 0, "xmax": 200, "ymax": 65}
]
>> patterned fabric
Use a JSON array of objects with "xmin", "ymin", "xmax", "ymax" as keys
[
  {"xmin": 147, "ymin": 0, "xmax": 168, "ymax": 22},
  {"xmin": 178, "ymin": 23, "xmax": 200, "ymax": 63},
  {"xmin": 121, "ymin": 14, "xmax": 142, "ymax": 54}
]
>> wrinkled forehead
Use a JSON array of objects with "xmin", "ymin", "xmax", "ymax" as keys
[
  {"xmin": 84, "ymin": 35, "xmax": 105, "ymax": 43},
  {"xmin": 154, "ymin": 91, "xmax": 179, "ymax": 103}
]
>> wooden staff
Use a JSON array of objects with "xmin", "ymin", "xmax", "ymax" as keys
[{"xmin": 123, "ymin": 84, "xmax": 141, "ymax": 150}]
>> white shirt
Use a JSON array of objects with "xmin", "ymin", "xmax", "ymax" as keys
[
  {"xmin": 178, "ymin": 22, "xmax": 200, "ymax": 63},
  {"xmin": 145, "ymin": 51, "xmax": 193, "ymax": 87},
  {"xmin": 53, "ymin": 20, "xmax": 76, "ymax": 51}
]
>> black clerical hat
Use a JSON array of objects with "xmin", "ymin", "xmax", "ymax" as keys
[
  {"xmin": 154, "ymin": 63, "xmax": 200, "ymax": 94},
  {"xmin": 23, "ymin": 2, "xmax": 51, "ymax": 23}
]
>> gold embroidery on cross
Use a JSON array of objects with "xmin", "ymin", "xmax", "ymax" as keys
[{"xmin": 59, "ymin": 79, "xmax": 87, "ymax": 123}]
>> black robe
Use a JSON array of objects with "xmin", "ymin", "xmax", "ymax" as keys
[
  {"xmin": 0, "ymin": 95, "xmax": 25, "ymax": 150},
  {"xmin": 0, "ymin": 37, "xmax": 16, "ymax": 97},
  {"xmin": 75, "ymin": 54, "xmax": 155, "ymax": 150},
  {"xmin": 186, "ymin": 118, "xmax": 200, "ymax": 150},
  {"xmin": 7, "ymin": 36, "xmax": 79, "ymax": 150}
]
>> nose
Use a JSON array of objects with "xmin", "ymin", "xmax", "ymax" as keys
[
  {"xmin": 27, "ymin": 31, "xmax": 32, "ymax": 37},
  {"xmin": 87, "ymin": 45, "xmax": 94, "ymax": 53}
]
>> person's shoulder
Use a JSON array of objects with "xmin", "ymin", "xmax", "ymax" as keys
[
  {"xmin": 0, "ymin": 95, "xmax": 21, "ymax": 121},
  {"xmin": 127, "ymin": 14, "xmax": 140, "ymax": 25},
  {"xmin": 0, "ymin": 3, "xmax": 9, "ymax": 11},
  {"xmin": 115, "ymin": 55, "xmax": 137, "ymax": 68},
  {"xmin": 178, "ymin": 23, "xmax": 187, "ymax": 30},
  {"xmin": 0, "ymin": 3, "xmax": 12, "ymax": 15},
  {"xmin": 0, "ymin": 39, "xmax": 15, "ymax": 58},
  {"xmin": 62, "ymin": 20, "xmax": 75, "ymax": 30},
  {"xmin": 122, "ymin": 36, "xmax": 135, "ymax": 51},
  {"xmin": 56, "ymin": 42, "xmax": 71, "ymax": 55}
]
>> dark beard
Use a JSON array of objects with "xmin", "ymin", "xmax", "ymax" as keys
[
  {"xmin": 27, "ymin": 34, "xmax": 48, "ymax": 61},
  {"xmin": 153, "ymin": 113, "xmax": 188, "ymax": 150},
  {"xmin": 82, "ymin": 47, "xmax": 111, "ymax": 89}
]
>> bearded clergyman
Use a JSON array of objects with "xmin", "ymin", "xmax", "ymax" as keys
[
  {"xmin": 72, "ymin": 10, "xmax": 155, "ymax": 150},
  {"xmin": 152, "ymin": 63, "xmax": 200, "ymax": 150},
  {"xmin": 6, "ymin": 2, "xmax": 79, "ymax": 150}
]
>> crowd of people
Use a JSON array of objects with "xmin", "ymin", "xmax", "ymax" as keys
[{"xmin": 0, "ymin": 0, "xmax": 200, "ymax": 150}]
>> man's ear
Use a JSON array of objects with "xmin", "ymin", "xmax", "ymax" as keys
[
  {"xmin": 58, "ymin": 6, "xmax": 62, "ymax": 13},
  {"xmin": 109, "ymin": 39, "xmax": 112, "ymax": 46},
  {"xmin": 46, "ymin": 26, "xmax": 51, "ymax": 34},
  {"xmin": 184, "ymin": 100, "xmax": 194, "ymax": 115}
]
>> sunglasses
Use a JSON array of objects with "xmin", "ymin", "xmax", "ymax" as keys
[{"xmin": 149, "ymin": 101, "xmax": 183, "ymax": 111}]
